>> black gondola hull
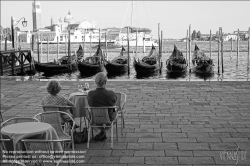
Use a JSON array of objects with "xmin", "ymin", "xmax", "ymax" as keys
[
  {"xmin": 134, "ymin": 59, "xmax": 162, "ymax": 73},
  {"xmin": 35, "ymin": 62, "xmax": 77, "ymax": 73},
  {"xmin": 105, "ymin": 61, "xmax": 128, "ymax": 74},
  {"xmin": 193, "ymin": 63, "xmax": 214, "ymax": 74},
  {"xmin": 78, "ymin": 61, "xmax": 105, "ymax": 75},
  {"xmin": 166, "ymin": 60, "xmax": 187, "ymax": 74}
]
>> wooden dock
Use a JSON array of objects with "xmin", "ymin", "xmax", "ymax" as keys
[{"xmin": 0, "ymin": 50, "xmax": 35, "ymax": 76}]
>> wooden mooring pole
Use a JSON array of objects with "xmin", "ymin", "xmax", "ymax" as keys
[
  {"xmin": 65, "ymin": 36, "xmax": 67, "ymax": 56},
  {"xmin": 37, "ymin": 34, "xmax": 40, "ymax": 63},
  {"xmin": 186, "ymin": 30, "xmax": 188, "ymax": 61},
  {"xmin": 231, "ymin": 37, "xmax": 233, "ymax": 58},
  {"xmin": 83, "ymin": 31, "xmax": 85, "ymax": 59},
  {"xmin": 210, "ymin": 29, "xmax": 212, "ymax": 58},
  {"xmin": 5, "ymin": 38, "xmax": 7, "ymax": 51},
  {"xmin": 68, "ymin": 29, "xmax": 71, "ymax": 57},
  {"xmin": 105, "ymin": 32, "xmax": 108, "ymax": 60},
  {"xmin": 90, "ymin": 33, "xmax": 92, "ymax": 56},
  {"xmin": 237, "ymin": 29, "xmax": 239, "ymax": 66},
  {"xmin": 40, "ymin": 34, "xmax": 43, "ymax": 62},
  {"xmin": 136, "ymin": 30, "xmax": 138, "ymax": 57},
  {"xmin": 161, "ymin": 30, "xmax": 163, "ymax": 58},
  {"xmin": 189, "ymin": 24, "xmax": 191, "ymax": 72},
  {"xmin": 220, "ymin": 27, "xmax": 224, "ymax": 73},
  {"xmin": 47, "ymin": 37, "xmax": 49, "ymax": 62},
  {"xmin": 127, "ymin": 27, "xmax": 130, "ymax": 76},
  {"xmin": 218, "ymin": 28, "xmax": 220, "ymax": 74},
  {"xmin": 248, "ymin": 27, "xmax": 250, "ymax": 71},
  {"xmin": 57, "ymin": 36, "xmax": 59, "ymax": 61},
  {"xmin": 31, "ymin": 35, "xmax": 34, "ymax": 51},
  {"xmin": 158, "ymin": 23, "xmax": 160, "ymax": 55}
]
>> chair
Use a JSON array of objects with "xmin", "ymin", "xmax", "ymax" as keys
[
  {"xmin": 22, "ymin": 139, "xmax": 71, "ymax": 166},
  {"xmin": 40, "ymin": 105, "xmax": 76, "ymax": 134},
  {"xmin": 0, "ymin": 137, "xmax": 16, "ymax": 164},
  {"xmin": 34, "ymin": 111, "xmax": 75, "ymax": 152},
  {"xmin": 115, "ymin": 92, "xmax": 127, "ymax": 129},
  {"xmin": 1, "ymin": 117, "xmax": 39, "ymax": 127},
  {"xmin": 85, "ymin": 106, "xmax": 118, "ymax": 149}
]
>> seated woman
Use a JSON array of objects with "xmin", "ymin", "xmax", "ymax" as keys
[{"xmin": 41, "ymin": 80, "xmax": 76, "ymax": 126}]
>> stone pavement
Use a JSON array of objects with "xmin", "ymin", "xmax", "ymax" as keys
[{"xmin": 1, "ymin": 77, "xmax": 250, "ymax": 166}]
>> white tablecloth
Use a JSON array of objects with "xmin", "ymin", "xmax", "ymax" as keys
[
  {"xmin": 69, "ymin": 92, "xmax": 89, "ymax": 119},
  {"xmin": 1, "ymin": 122, "xmax": 63, "ymax": 151}
]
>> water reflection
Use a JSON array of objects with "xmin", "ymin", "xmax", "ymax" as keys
[
  {"xmin": 166, "ymin": 72, "xmax": 187, "ymax": 80},
  {"xmin": 195, "ymin": 72, "xmax": 214, "ymax": 81},
  {"xmin": 135, "ymin": 71, "xmax": 160, "ymax": 79}
]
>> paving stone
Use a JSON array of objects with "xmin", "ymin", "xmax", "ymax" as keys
[
  {"xmin": 193, "ymin": 150, "xmax": 221, "ymax": 157},
  {"xmin": 196, "ymin": 137, "xmax": 221, "ymax": 143},
  {"xmin": 164, "ymin": 150, "xmax": 193, "ymax": 157},
  {"xmin": 119, "ymin": 157, "xmax": 144, "ymax": 164},
  {"xmin": 88, "ymin": 157, "xmax": 120, "ymax": 164},
  {"xmin": 85, "ymin": 150, "xmax": 112, "ymax": 157},
  {"xmin": 178, "ymin": 143, "xmax": 210, "ymax": 150},
  {"xmin": 209, "ymin": 143, "xmax": 238, "ymax": 150},
  {"xmin": 127, "ymin": 143, "xmax": 153, "ymax": 150},
  {"xmin": 134, "ymin": 150, "xmax": 165, "ymax": 157},
  {"xmin": 163, "ymin": 137, "xmax": 197, "ymax": 143},
  {"xmin": 153, "ymin": 143, "xmax": 177, "ymax": 150},
  {"xmin": 162, "ymin": 133, "xmax": 187, "ymax": 138},
  {"xmin": 111, "ymin": 150, "xmax": 134, "ymax": 156},
  {"xmin": 138, "ymin": 138, "xmax": 162, "ymax": 143},
  {"xmin": 178, "ymin": 157, "xmax": 215, "ymax": 165},
  {"xmin": 145, "ymin": 157, "xmax": 178, "ymax": 165}
]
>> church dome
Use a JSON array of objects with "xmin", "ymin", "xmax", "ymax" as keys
[{"xmin": 64, "ymin": 10, "xmax": 74, "ymax": 23}]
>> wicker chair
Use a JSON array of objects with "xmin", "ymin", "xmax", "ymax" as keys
[
  {"xmin": 1, "ymin": 117, "xmax": 39, "ymax": 127},
  {"xmin": 115, "ymin": 92, "xmax": 127, "ymax": 130},
  {"xmin": 34, "ymin": 111, "xmax": 75, "ymax": 152},
  {"xmin": 85, "ymin": 106, "xmax": 118, "ymax": 149},
  {"xmin": 22, "ymin": 139, "xmax": 71, "ymax": 166}
]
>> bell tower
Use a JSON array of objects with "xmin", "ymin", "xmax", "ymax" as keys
[{"xmin": 32, "ymin": 0, "xmax": 42, "ymax": 31}]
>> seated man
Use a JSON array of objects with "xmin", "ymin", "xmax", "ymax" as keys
[{"xmin": 87, "ymin": 72, "xmax": 117, "ymax": 141}]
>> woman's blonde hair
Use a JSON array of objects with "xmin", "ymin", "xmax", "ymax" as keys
[{"xmin": 47, "ymin": 80, "xmax": 62, "ymax": 95}]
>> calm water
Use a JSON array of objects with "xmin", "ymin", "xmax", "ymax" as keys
[{"xmin": 3, "ymin": 41, "xmax": 250, "ymax": 81}]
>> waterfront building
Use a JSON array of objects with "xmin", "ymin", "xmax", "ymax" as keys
[{"xmin": 223, "ymin": 34, "xmax": 237, "ymax": 41}]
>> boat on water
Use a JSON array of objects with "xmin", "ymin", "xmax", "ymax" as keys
[
  {"xmin": 78, "ymin": 45, "xmax": 105, "ymax": 76},
  {"xmin": 35, "ymin": 54, "xmax": 77, "ymax": 74},
  {"xmin": 192, "ymin": 44, "xmax": 214, "ymax": 74},
  {"xmin": 166, "ymin": 45, "xmax": 187, "ymax": 75},
  {"xmin": 104, "ymin": 46, "xmax": 128, "ymax": 75},
  {"xmin": 35, "ymin": 45, "xmax": 83, "ymax": 74},
  {"xmin": 134, "ymin": 45, "xmax": 162, "ymax": 74}
]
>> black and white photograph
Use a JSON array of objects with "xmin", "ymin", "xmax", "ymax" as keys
[{"xmin": 0, "ymin": 0, "xmax": 250, "ymax": 165}]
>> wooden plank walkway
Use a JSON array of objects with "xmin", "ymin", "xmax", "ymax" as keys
[{"xmin": 1, "ymin": 77, "xmax": 250, "ymax": 165}]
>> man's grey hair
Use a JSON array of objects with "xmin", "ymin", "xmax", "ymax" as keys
[{"xmin": 95, "ymin": 72, "xmax": 107, "ymax": 86}]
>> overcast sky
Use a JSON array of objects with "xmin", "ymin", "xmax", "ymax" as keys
[{"xmin": 1, "ymin": 1, "xmax": 250, "ymax": 39}]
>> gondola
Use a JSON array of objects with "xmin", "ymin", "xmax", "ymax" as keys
[
  {"xmin": 134, "ymin": 45, "xmax": 162, "ymax": 74},
  {"xmin": 104, "ymin": 46, "xmax": 128, "ymax": 74},
  {"xmin": 35, "ymin": 52, "xmax": 78, "ymax": 74},
  {"xmin": 166, "ymin": 45, "xmax": 187, "ymax": 74},
  {"xmin": 78, "ymin": 45, "xmax": 105, "ymax": 75},
  {"xmin": 192, "ymin": 44, "xmax": 214, "ymax": 74}
]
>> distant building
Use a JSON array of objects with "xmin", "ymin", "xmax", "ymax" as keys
[
  {"xmin": 223, "ymin": 34, "xmax": 237, "ymax": 41},
  {"xmin": 32, "ymin": 0, "xmax": 42, "ymax": 31},
  {"xmin": 233, "ymin": 30, "xmax": 249, "ymax": 40}
]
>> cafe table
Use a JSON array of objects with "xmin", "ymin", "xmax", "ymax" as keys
[
  {"xmin": 68, "ymin": 91, "xmax": 89, "ymax": 118},
  {"xmin": 1, "ymin": 122, "xmax": 63, "ymax": 151},
  {"xmin": 68, "ymin": 91, "xmax": 90, "ymax": 128}
]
